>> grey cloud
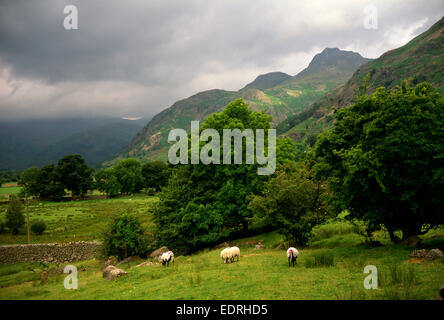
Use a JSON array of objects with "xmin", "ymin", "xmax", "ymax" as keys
[{"xmin": 0, "ymin": 0, "xmax": 443, "ymax": 120}]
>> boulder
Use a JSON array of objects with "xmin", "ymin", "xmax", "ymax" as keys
[
  {"xmin": 149, "ymin": 246, "xmax": 169, "ymax": 259},
  {"xmin": 213, "ymin": 242, "xmax": 230, "ymax": 249},
  {"xmin": 102, "ymin": 256, "xmax": 118, "ymax": 271},
  {"xmin": 102, "ymin": 265, "xmax": 128, "ymax": 281},
  {"xmin": 409, "ymin": 249, "xmax": 427, "ymax": 258},
  {"xmin": 135, "ymin": 261, "xmax": 158, "ymax": 268},
  {"xmin": 117, "ymin": 256, "xmax": 141, "ymax": 266},
  {"xmin": 254, "ymin": 243, "xmax": 265, "ymax": 250},
  {"xmin": 425, "ymin": 249, "xmax": 443, "ymax": 261}
]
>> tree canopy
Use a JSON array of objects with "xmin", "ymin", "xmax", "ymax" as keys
[
  {"xmin": 153, "ymin": 98, "xmax": 297, "ymax": 254},
  {"xmin": 314, "ymin": 82, "xmax": 444, "ymax": 243}
]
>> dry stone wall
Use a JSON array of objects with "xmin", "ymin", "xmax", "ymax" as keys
[{"xmin": 0, "ymin": 241, "xmax": 102, "ymax": 264}]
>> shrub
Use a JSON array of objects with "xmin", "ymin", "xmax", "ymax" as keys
[
  {"xmin": 312, "ymin": 221, "xmax": 361, "ymax": 241},
  {"xmin": 6, "ymin": 195, "xmax": 25, "ymax": 235},
  {"xmin": 378, "ymin": 264, "xmax": 418, "ymax": 287},
  {"xmin": 102, "ymin": 212, "xmax": 149, "ymax": 260},
  {"xmin": 305, "ymin": 250, "xmax": 335, "ymax": 268},
  {"xmin": 31, "ymin": 221, "xmax": 47, "ymax": 235}
]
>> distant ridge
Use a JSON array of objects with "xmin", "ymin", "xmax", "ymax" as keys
[
  {"xmin": 242, "ymin": 72, "xmax": 292, "ymax": 90},
  {"xmin": 277, "ymin": 16, "xmax": 444, "ymax": 141},
  {"xmin": 107, "ymin": 48, "xmax": 371, "ymax": 165}
]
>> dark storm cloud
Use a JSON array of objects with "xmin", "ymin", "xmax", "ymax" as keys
[{"xmin": 0, "ymin": 0, "xmax": 443, "ymax": 120}]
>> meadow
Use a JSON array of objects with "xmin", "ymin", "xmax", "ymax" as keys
[
  {"xmin": 0, "ymin": 187, "xmax": 157, "ymax": 244},
  {"xmin": 0, "ymin": 183, "xmax": 21, "ymax": 202},
  {"xmin": 0, "ymin": 184, "xmax": 443, "ymax": 300}
]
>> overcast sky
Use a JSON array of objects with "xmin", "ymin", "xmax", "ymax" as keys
[{"xmin": 0, "ymin": 0, "xmax": 443, "ymax": 121}]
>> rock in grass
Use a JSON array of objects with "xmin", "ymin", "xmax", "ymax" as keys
[
  {"xmin": 149, "ymin": 246, "xmax": 169, "ymax": 259},
  {"xmin": 425, "ymin": 249, "xmax": 443, "ymax": 261},
  {"xmin": 409, "ymin": 249, "xmax": 427, "ymax": 258},
  {"xmin": 102, "ymin": 265, "xmax": 128, "ymax": 280},
  {"xmin": 135, "ymin": 261, "xmax": 158, "ymax": 267},
  {"xmin": 102, "ymin": 256, "xmax": 118, "ymax": 271},
  {"xmin": 117, "ymin": 256, "xmax": 141, "ymax": 266},
  {"xmin": 409, "ymin": 248, "xmax": 442, "ymax": 260}
]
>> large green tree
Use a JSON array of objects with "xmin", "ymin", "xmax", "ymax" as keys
[
  {"xmin": 56, "ymin": 155, "xmax": 93, "ymax": 197},
  {"xmin": 113, "ymin": 158, "xmax": 144, "ymax": 194},
  {"xmin": 95, "ymin": 168, "xmax": 121, "ymax": 197},
  {"xmin": 37, "ymin": 164, "xmax": 65, "ymax": 200},
  {"xmin": 6, "ymin": 195, "xmax": 25, "ymax": 235},
  {"xmin": 153, "ymin": 98, "xmax": 297, "ymax": 253},
  {"xmin": 314, "ymin": 82, "xmax": 444, "ymax": 244},
  {"xmin": 141, "ymin": 161, "xmax": 170, "ymax": 191},
  {"xmin": 248, "ymin": 163, "xmax": 331, "ymax": 246},
  {"xmin": 19, "ymin": 167, "xmax": 41, "ymax": 198}
]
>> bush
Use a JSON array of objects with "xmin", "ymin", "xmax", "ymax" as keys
[
  {"xmin": 6, "ymin": 195, "xmax": 25, "ymax": 235},
  {"xmin": 378, "ymin": 264, "xmax": 418, "ymax": 287},
  {"xmin": 143, "ymin": 187, "xmax": 157, "ymax": 196},
  {"xmin": 305, "ymin": 250, "xmax": 335, "ymax": 268},
  {"xmin": 31, "ymin": 221, "xmax": 47, "ymax": 235},
  {"xmin": 312, "ymin": 221, "xmax": 361, "ymax": 241},
  {"xmin": 102, "ymin": 212, "xmax": 149, "ymax": 260}
]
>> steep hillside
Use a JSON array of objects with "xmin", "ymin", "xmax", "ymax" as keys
[
  {"xmin": 36, "ymin": 122, "xmax": 145, "ymax": 168},
  {"xmin": 241, "ymin": 72, "xmax": 292, "ymax": 90},
  {"xmin": 113, "ymin": 48, "xmax": 370, "ymax": 164},
  {"xmin": 0, "ymin": 118, "xmax": 146, "ymax": 170},
  {"xmin": 278, "ymin": 16, "xmax": 444, "ymax": 141}
]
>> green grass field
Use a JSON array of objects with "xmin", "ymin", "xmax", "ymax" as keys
[
  {"xmin": 0, "ymin": 183, "xmax": 21, "ymax": 202},
  {"xmin": 0, "ymin": 209, "xmax": 443, "ymax": 299},
  {"xmin": 0, "ymin": 193, "xmax": 157, "ymax": 244}
]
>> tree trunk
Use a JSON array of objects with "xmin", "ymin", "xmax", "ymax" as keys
[
  {"xmin": 399, "ymin": 226, "xmax": 422, "ymax": 248},
  {"xmin": 386, "ymin": 225, "xmax": 400, "ymax": 243},
  {"xmin": 241, "ymin": 220, "xmax": 248, "ymax": 232}
]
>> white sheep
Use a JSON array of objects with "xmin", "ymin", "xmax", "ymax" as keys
[
  {"xmin": 159, "ymin": 251, "xmax": 174, "ymax": 266},
  {"xmin": 230, "ymin": 246, "xmax": 240, "ymax": 263},
  {"xmin": 220, "ymin": 247, "xmax": 232, "ymax": 264},
  {"xmin": 287, "ymin": 247, "xmax": 299, "ymax": 267},
  {"xmin": 220, "ymin": 246, "xmax": 240, "ymax": 264}
]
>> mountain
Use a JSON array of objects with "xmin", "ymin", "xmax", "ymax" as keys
[
  {"xmin": 35, "ymin": 121, "xmax": 146, "ymax": 168},
  {"xmin": 277, "ymin": 16, "xmax": 444, "ymax": 141},
  {"xmin": 0, "ymin": 117, "xmax": 147, "ymax": 170},
  {"xmin": 112, "ymin": 48, "xmax": 371, "ymax": 164},
  {"xmin": 242, "ymin": 72, "xmax": 292, "ymax": 90}
]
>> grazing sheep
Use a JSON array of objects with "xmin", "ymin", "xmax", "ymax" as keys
[
  {"xmin": 220, "ymin": 248, "xmax": 232, "ymax": 264},
  {"xmin": 159, "ymin": 251, "xmax": 174, "ymax": 266},
  {"xmin": 287, "ymin": 247, "xmax": 299, "ymax": 267},
  {"xmin": 230, "ymin": 246, "xmax": 240, "ymax": 262},
  {"xmin": 220, "ymin": 247, "xmax": 240, "ymax": 264}
]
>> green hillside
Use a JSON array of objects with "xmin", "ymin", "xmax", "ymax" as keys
[
  {"xmin": 278, "ymin": 16, "xmax": 444, "ymax": 141},
  {"xmin": 112, "ymin": 48, "xmax": 371, "ymax": 164},
  {"xmin": 0, "ymin": 118, "xmax": 146, "ymax": 170},
  {"xmin": 241, "ymin": 71, "xmax": 292, "ymax": 90}
]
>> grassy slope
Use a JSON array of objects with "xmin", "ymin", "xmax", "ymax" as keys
[
  {"xmin": 0, "ymin": 185, "xmax": 21, "ymax": 202},
  {"xmin": 0, "ymin": 215, "xmax": 442, "ymax": 299},
  {"xmin": 0, "ymin": 194, "xmax": 157, "ymax": 244}
]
